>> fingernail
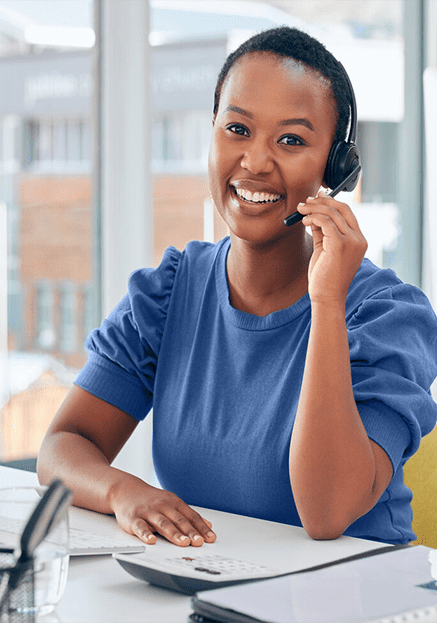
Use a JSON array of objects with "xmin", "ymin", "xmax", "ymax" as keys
[
  {"xmin": 193, "ymin": 534, "xmax": 202, "ymax": 541},
  {"xmin": 297, "ymin": 202, "xmax": 305, "ymax": 207},
  {"xmin": 179, "ymin": 535, "xmax": 189, "ymax": 542},
  {"xmin": 307, "ymin": 196, "xmax": 315, "ymax": 201},
  {"xmin": 207, "ymin": 531, "xmax": 215, "ymax": 538}
]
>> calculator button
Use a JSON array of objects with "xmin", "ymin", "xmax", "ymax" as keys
[{"xmin": 194, "ymin": 567, "xmax": 221, "ymax": 575}]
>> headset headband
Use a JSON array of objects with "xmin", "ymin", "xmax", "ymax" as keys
[{"xmin": 337, "ymin": 60, "xmax": 357, "ymax": 145}]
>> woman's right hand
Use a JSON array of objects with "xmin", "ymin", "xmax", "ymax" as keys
[{"xmin": 110, "ymin": 475, "xmax": 216, "ymax": 546}]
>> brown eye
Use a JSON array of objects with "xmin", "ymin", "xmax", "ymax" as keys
[
  {"xmin": 227, "ymin": 124, "xmax": 250, "ymax": 137},
  {"xmin": 278, "ymin": 135, "xmax": 304, "ymax": 146}
]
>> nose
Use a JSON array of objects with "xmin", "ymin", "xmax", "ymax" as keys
[{"xmin": 240, "ymin": 137, "xmax": 275, "ymax": 175}]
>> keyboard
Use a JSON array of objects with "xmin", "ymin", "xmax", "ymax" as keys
[
  {"xmin": 68, "ymin": 527, "xmax": 145, "ymax": 556},
  {"xmin": 0, "ymin": 514, "xmax": 145, "ymax": 556}
]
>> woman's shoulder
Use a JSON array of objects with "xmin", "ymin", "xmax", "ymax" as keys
[
  {"xmin": 127, "ymin": 238, "xmax": 228, "ymax": 297},
  {"xmin": 346, "ymin": 258, "xmax": 437, "ymax": 337},
  {"xmin": 351, "ymin": 258, "xmax": 401, "ymax": 292},
  {"xmin": 179, "ymin": 237, "xmax": 229, "ymax": 271},
  {"xmin": 348, "ymin": 258, "xmax": 433, "ymax": 311}
]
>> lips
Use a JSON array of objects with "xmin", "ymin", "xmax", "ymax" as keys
[
  {"xmin": 234, "ymin": 188, "xmax": 282, "ymax": 203},
  {"xmin": 230, "ymin": 182, "xmax": 284, "ymax": 205}
]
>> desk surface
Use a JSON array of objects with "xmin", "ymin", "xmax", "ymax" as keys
[{"xmin": 1, "ymin": 466, "xmax": 384, "ymax": 623}]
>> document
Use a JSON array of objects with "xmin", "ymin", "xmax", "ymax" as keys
[{"xmin": 191, "ymin": 545, "xmax": 437, "ymax": 622}]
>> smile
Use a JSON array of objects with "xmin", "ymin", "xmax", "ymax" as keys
[{"xmin": 233, "ymin": 187, "xmax": 283, "ymax": 204}]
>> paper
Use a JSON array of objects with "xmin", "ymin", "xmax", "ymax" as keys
[{"xmin": 195, "ymin": 546, "xmax": 437, "ymax": 623}]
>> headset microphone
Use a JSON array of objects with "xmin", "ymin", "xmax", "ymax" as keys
[{"xmin": 284, "ymin": 61, "xmax": 361, "ymax": 227}]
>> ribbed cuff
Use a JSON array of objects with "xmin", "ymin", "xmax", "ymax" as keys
[{"xmin": 75, "ymin": 352, "xmax": 152, "ymax": 421}]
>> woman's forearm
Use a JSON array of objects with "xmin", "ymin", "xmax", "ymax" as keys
[
  {"xmin": 37, "ymin": 428, "xmax": 139, "ymax": 514},
  {"xmin": 289, "ymin": 302, "xmax": 380, "ymax": 539}
]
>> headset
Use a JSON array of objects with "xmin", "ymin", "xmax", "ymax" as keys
[
  {"xmin": 284, "ymin": 61, "xmax": 361, "ymax": 227},
  {"xmin": 323, "ymin": 61, "xmax": 360, "ymax": 191}
]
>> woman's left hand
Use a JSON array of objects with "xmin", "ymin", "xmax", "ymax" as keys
[{"xmin": 298, "ymin": 190, "xmax": 368, "ymax": 307}]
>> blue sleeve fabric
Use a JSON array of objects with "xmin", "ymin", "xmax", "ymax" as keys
[
  {"xmin": 75, "ymin": 246, "xmax": 181, "ymax": 421},
  {"xmin": 347, "ymin": 273, "xmax": 437, "ymax": 474}
]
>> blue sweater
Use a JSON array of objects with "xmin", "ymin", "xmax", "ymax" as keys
[{"xmin": 76, "ymin": 237, "xmax": 437, "ymax": 544}]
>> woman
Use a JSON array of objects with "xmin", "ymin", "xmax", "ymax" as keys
[{"xmin": 38, "ymin": 27, "xmax": 437, "ymax": 547}]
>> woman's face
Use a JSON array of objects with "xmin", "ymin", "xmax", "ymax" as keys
[{"xmin": 208, "ymin": 52, "xmax": 337, "ymax": 245}]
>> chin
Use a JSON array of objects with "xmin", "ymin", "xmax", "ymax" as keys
[{"xmin": 228, "ymin": 219, "xmax": 295, "ymax": 248}]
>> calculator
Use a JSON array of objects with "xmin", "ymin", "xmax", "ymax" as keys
[{"xmin": 113, "ymin": 550, "xmax": 282, "ymax": 594}]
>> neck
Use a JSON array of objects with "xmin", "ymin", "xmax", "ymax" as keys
[{"xmin": 226, "ymin": 229, "xmax": 313, "ymax": 316}]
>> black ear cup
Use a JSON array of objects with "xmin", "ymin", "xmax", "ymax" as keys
[{"xmin": 323, "ymin": 141, "xmax": 361, "ymax": 192}]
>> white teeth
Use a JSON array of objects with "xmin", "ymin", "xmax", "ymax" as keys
[{"xmin": 235, "ymin": 188, "xmax": 281, "ymax": 203}]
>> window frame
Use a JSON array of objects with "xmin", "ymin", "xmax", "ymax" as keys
[{"xmin": 94, "ymin": 0, "xmax": 154, "ymax": 480}]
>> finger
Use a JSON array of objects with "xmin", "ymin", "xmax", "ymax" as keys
[
  {"xmin": 303, "ymin": 213, "xmax": 367, "ymax": 265},
  {"xmin": 167, "ymin": 507, "xmax": 217, "ymax": 546},
  {"xmin": 130, "ymin": 518, "xmax": 157, "ymax": 544},
  {"xmin": 306, "ymin": 193, "xmax": 367, "ymax": 250},
  {"xmin": 148, "ymin": 512, "xmax": 192, "ymax": 546},
  {"xmin": 314, "ymin": 191, "xmax": 361, "ymax": 230},
  {"xmin": 202, "ymin": 516, "xmax": 213, "ymax": 529},
  {"xmin": 189, "ymin": 512, "xmax": 217, "ymax": 544},
  {"xmin": 302, "ymin": 212, "xmax": 347, "ymax": 240},
  {"xmin": 298, "ymin": 192, "xmax": 353, "ymax": 226},
  {"xmin": 302, "ymin": 202, "xmax": 351, "ymax": 236}
]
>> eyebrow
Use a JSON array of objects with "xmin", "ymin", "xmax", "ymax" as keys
[{"xmin": 222, "ymin": 105, "xmax": 315, "ymax": 132}]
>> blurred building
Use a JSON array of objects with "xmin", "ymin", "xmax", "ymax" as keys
[
  {"xmin": 0, "ymin": 2, "xmax": 402, "ymax": 374},
  {"xmin": 0, "ymin": 36, "xmax": 229, "ymax": 369}
]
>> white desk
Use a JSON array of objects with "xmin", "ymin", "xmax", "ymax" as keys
[{"xmin": 1, "ymin": 466, "xmax": 385, "ymax": 623}]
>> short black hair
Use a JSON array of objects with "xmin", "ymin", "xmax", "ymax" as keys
[{"xmin": 213, "ymin": 26, "xmax": 351, "ymax": 143}]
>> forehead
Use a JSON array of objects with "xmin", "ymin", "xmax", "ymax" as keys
[{"xmin": 219, "ymin": 52, "xmax": 337, "ymax": 130}]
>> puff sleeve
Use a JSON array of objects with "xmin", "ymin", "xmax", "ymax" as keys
[
  {"xmin": 75, "ymin": 246, "xmax": 181, "ymax": 421},
  {"xmin": 347, "ymin": 279, "xmax": 437, "ymax": 473}
]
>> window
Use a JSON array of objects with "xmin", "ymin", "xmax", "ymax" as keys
[
  {"xmin": 0, "ymin": 114, "xmax": 20, "ymax": 174},
  {"xmin": 80, "ymin": 282, "xmax": 95, "ymax": 349},
  {"xmin": 35, "ymin": 281, "xmax": 56, "ymax": 351},
  {"xmin": 23, "ymin": 117, "xmax": 92, "ymax": 171},
  {"xmin": 59, "ymin": 281, "xmax": 78, "ymax": 354},
  {"xmin": 67, "ymin": 119, "xmax": 81, "ymax": 160},
  {"xmin": 358, "ymin": 122, "xmax": 399, "ymax": 204},
  {"xmin": 152, "ymin": 110, "xmax": 212, "ymax": 174},
  {"xmin": 1, "ymin": 0, "xmax": 96, "ymax": 464}
]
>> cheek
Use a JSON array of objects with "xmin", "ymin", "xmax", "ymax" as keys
[{"xmin": 284, "ymin": 155, "xmax": 327, "ymax": 199}]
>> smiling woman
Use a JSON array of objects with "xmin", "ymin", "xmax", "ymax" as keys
[
  {"xmin": 208, "ymin": 51, "xmax": 335, "ymax": 264},
  {"xmin": 37, "ymin": 27, "xmax": 437, "ymax": 549}
]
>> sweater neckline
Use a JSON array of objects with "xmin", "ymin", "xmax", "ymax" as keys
[{"xmin": 215, "ymin": 237, "xmax": 311, "ymax": 330}]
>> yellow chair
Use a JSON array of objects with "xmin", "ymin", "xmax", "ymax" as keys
[{"xmin": 404, "ymin": 424, "xmax": 437, "ymax": 548}]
